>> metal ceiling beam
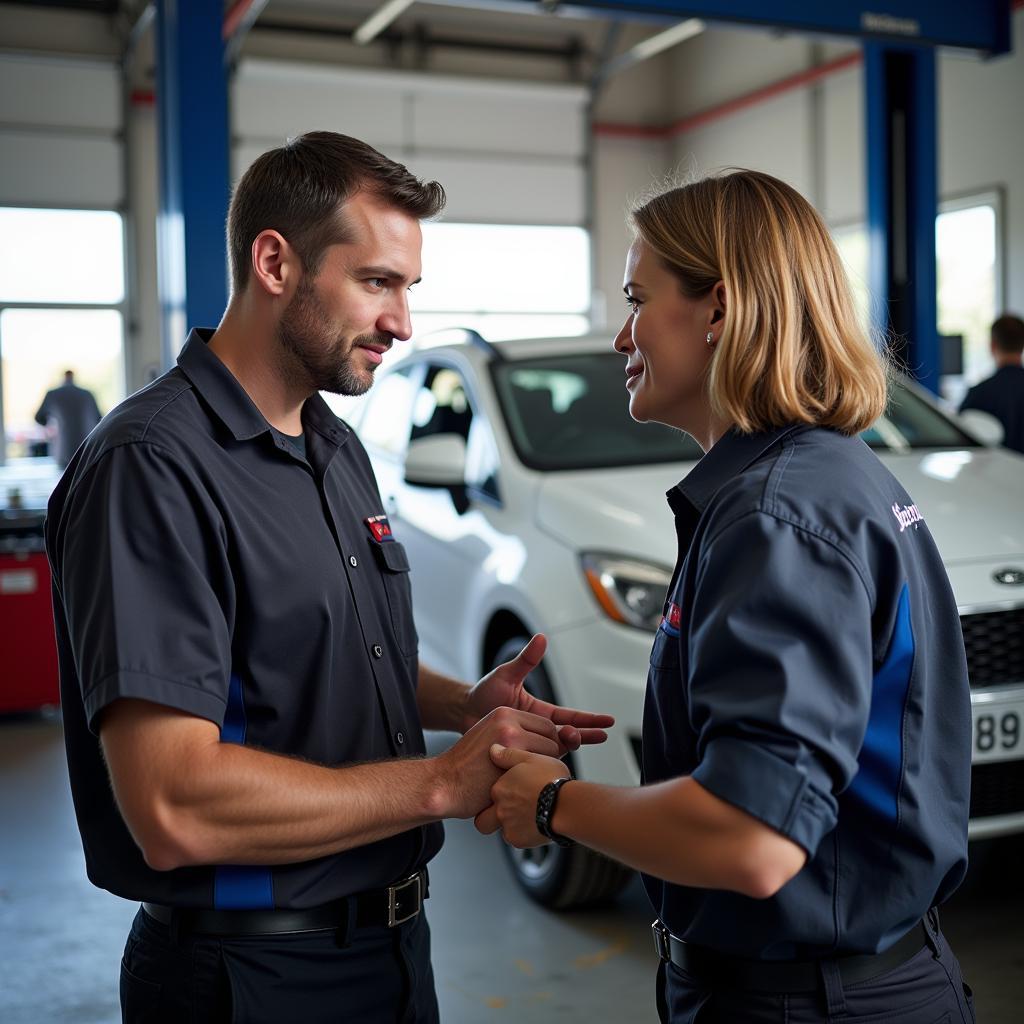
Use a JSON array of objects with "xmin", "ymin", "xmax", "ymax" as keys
[
  {"xmin": 223, "ymin": 0, "xmax": 272, "ymax": 66},
  {"xmin": 354, "ymin": 0, "xmax": 417, "ymax": 45},
  {"xmin": 592, "ymin": 16, "xmax": 703, "ymax": 87}
]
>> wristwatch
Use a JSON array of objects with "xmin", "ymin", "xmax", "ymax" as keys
[{"xmin": 535, "ymin": 776, "xmax": 574, "ymax": 847}]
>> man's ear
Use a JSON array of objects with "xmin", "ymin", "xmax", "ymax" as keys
[{"xmin": 250, "ymin": 230, "xmax": 299, "ymax": 299}]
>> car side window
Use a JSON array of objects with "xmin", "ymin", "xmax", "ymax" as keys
[
  {"xmin": 412, "ymin": 364, "xmax": 501, "ymax": 502},
  {"xmin": 358, "ymin": 364, "xmax": 421, "ymax": 458}
]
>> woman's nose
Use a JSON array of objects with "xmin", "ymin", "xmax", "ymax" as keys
[{"xmin": 613, "ymin": 315, "xmax": 634, "ymax": 354}]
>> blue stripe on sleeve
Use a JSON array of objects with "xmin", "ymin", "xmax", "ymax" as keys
[
  {"xmin": 215, "ymin": 673, "xmax": 274, "ymax": 909},
  {"xmin": 848, "ymin": 583, "xmax": 914, "ymax": 823}
]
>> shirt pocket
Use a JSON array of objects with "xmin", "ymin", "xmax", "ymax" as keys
[
  {"xmin": 373, "ymin": 540, "xmax": 419, "ymax": 658},
  {"xmin": 649, "ymin": 623, "xmax": 681, "ymax": 671}
]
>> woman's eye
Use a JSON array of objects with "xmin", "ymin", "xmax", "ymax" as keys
[{"xmin": 625, "ymin": 296, "xmax": 641, "ymax": 314}]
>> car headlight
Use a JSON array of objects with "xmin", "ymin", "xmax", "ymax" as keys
[{"xmin": 580, "ymin": 553, "xmax": 672, "ymax": 632}]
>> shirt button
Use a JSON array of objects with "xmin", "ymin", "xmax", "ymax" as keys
[
  {"xmin": 349, "ymin": 555, "xmax": 358, "ymax": 568},
  {"xmin": 373, "ymin": 644, "xmax": 383, "ymax": 658},
  {"xmin": 395, "ymin": 731, "xmax": 405, "ymax": 745}
]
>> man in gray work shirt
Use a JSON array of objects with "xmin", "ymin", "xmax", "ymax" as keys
[{"xmin": 35, "ymin": 370, "xmax": 101, "ymax": 468}]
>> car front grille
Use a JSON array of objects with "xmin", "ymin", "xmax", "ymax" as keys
[
  {"xmin": 970, "ymin": 759, "xmax": 1024, "ymax": 819},
  {"xmin": 960, "ymin": 608, "xmax": 1024, "ymax": 688}
]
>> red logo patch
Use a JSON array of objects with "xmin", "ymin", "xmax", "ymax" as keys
[
  {"xmin": 665, "ymin": 603, "xmax": 681, "ymax": 630},
  {"xmin": 364, "ymin": 514, "xmax": 393, "ymax": 543}
]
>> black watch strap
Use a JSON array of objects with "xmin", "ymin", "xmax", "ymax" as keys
[{"xmin": 535, "ymin": 776, "xmax": 574, "ymax": 847}]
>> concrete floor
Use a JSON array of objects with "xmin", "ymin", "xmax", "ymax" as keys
[{"xmin": 2, "ymin": 714, "xmax": 1022, "ymax": 1023}]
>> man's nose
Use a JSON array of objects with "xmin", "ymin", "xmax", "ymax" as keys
[{"xmin": 380, "ymin": 294, "xmax": 413, "ymax": 343}]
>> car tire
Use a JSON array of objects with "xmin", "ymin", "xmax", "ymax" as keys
[{"xmin": 491, "ymin": 636, "xmax": 634, "ymax": 910}]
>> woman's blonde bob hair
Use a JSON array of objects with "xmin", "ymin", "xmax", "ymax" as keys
[{"xmin": 630, "ymin": 169, "xmax": 888, "ymax": 435}]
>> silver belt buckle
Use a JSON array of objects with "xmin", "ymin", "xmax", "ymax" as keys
[
  {"xmin": 387, "ymin": 872, "xmax": 423, "ymax": 928},
  {"xmin": 652, "ymin": 919, "xmax": 671, "ymax": 962}
]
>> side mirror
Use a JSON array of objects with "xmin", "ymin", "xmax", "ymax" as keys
[
  {"xmin": 404, "ymin": 433, "xmax": 468, "ymax": 488},
  {"xmin": 958, "ymin": 409, "xmax": 1005, "ymax": 448}
]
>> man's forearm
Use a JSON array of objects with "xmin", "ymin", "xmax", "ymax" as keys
[
  {"xmin": 416, "ymin": 662, "xmax": 471, "ymax": 733},
  {"xmin": 125, "ymin": 740, "xmax": 448, "ymax": 871}
]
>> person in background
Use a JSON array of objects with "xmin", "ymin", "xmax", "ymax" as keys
[
  {"xmin": 34, "ymin": 369, "xmax": 101, "ymax": 468},
  {"xmin": 959, "ymin": 313, "xmax": 1024, "ymax": 454},
  {"xmin": 482, "ymin": 170, "xmax": 974, "ymax": 1024}
]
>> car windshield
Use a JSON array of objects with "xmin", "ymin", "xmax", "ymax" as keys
[{"xmin": 492, "ymin": 353, "xmax": 978, "ymax": 471}]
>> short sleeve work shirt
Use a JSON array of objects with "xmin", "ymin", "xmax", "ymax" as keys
[
  {"xmin": 643, "ymin": 425, "xmax": 971, "ymax": 959},
  {"xmin": 46, "ymin": 329, "xmax": 442, "ymax": 909}
]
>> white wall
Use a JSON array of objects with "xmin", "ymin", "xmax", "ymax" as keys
[
  {"xmin": 591, "ymin": 135, "xmax": 671, "ymax": 331},
  {"xmin": 665, "ymin": 10, "xmax": 1024, "ymax": 310},
  {"xmin": 0, "ymin": 55, "xmax": 122, "ymax": 208},
  {"xmin": 232, "ymin": 60, "xmax": 589, "ymax": 226},
  {"xmin": 940, "ymin": 34, "xmax": 1024, "ymax": 313}
]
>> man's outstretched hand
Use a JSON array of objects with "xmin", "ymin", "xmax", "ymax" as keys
[{"xmin": 461, "ymin": 634, "xmax": 614, "ymax": 755}]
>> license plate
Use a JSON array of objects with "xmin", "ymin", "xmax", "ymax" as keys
[{"xmin": 972, "ymin": 692, "xmax": 1024, "ymax": 763}]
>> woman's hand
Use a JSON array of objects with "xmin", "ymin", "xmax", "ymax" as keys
[{"xmin": 474, "ymin": 745, "xmax": 571, "ymax": 847}]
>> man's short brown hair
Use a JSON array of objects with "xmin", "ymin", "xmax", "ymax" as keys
[
  {"xmin": 227, "ymin": 131, "xmax": 445, "ymax": 294},
  {"xmin": 991, "ymin": 314, "xmax": 1024, "ymax": 356}
]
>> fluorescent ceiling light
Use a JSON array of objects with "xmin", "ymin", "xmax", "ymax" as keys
[
  {"xmin": 354, "ymin": 0, "xmax": 416, "ymax": 45},
  {"xmin": 628, "ymin": 17, "xmax": 705, "ymax": 62}
]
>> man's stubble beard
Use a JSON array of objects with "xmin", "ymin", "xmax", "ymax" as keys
[{"xmin": 277, "ymin": 276, "xmax": 381, "ymax": 397}]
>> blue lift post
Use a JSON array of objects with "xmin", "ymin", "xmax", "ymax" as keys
[
  {"xmin": 155, "ymin": 0, "xmax": 230, "ymax": 370},
  {"xmin": 865, "ymin": 44, "xmax": 939, "ymax": 393}
]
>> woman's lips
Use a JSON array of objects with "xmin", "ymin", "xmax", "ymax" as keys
[{"xmin": 625, "ymin": 364, "xmax": 643, "ymax": 388}]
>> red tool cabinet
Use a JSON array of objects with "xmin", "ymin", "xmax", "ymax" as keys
[{"xmin": 1, "ymin": 511, "xmax": 60, "ymax": 713}]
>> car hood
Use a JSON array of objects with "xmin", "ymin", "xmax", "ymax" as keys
[
  {"xmin": 534, "ymin": 464, "xmax": 690, "ymax": 568},
  {"xmin": 534, "ymin": 447, "xmax": 1024, "ymax": 570},
  {"xmin": 876, "ymin": 448, "xmax": 1024, "ymax": 562}
]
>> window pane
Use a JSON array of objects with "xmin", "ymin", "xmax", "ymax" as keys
[
  {"xmin": 1, "ymin": 308, "xmax": 124, "ymax": 459},
  {"xmin": 411, "ymin": 224, "xmax": 589, "ymax": 315},
  {"xmin": 936, "ymin": 204, "xmax": 997, "ymax": 385},
  {"xmin": 411, "ymin": 312, "xmax": 589, "ymax": 342},
  {"xmin": 831, "ymin": 225, "xmax": 871, "ymax": 332},
  {"xmin": 0, "ymin": 207, "xmax": 125, "ymax": 304}
]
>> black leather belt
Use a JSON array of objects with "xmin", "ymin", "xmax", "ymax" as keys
[
  {"xmin": 652, "ymin": 916, "xmax": 931, "ymax": 993},
  {"xmin": 143, "ymin": 869, "xmax": 427, "ymax": 937}
]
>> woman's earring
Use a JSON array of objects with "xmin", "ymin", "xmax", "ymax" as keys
[{"xmin": 705, "ymin": 331, "xmax": 715, "ymax": 347}]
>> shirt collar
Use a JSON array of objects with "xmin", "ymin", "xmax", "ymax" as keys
[
  {"xmin": 177, "ymin": 328, "xmax": 351, "ymax": 447},
  {"xmin": 667, "ymin": 424, "xmax": 807, "ymax": 516}
]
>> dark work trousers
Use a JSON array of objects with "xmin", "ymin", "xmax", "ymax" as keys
[
  {"xmin": 656, "ymin": 912, "xmax": 975, "ymax": 1024},
  {"xmin": 119, "ymin": 904, "xmax": 440, "ymax": 1024}
]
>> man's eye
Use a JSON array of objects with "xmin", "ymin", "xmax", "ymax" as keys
[{"xmin": 368, "ymin": 277, "xmax": 387, "ymax": 289}]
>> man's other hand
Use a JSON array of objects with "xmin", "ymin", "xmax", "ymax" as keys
[{"xmin": 462, "ymin": 634, "xmax": 615, "ymax": 754}]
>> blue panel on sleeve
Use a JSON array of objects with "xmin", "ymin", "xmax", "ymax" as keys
[
  {"xmin": 848, "ymin": 584, "xmax": 914, "ymax": 823},
  {"xmin": 220, "ymin": 673, "xmax": 247, "ymax": 744},
  {"xmin": 215, "ymin": 673, "xmax": 274, "ymax": 909}
]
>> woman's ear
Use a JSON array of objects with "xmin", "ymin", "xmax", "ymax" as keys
[{"xmin": 710, "ymin": 281, "xmax": 727, "ymax": 325}]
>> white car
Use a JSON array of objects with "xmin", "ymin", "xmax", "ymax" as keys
[{"xmin": 347, "ymin": 330, "xmax": 1024, "ymax": 909}]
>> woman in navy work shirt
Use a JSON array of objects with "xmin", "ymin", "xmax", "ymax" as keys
[{"xmin": 481, "ymin": 170, "xmax": 975, "ymax": 1023}]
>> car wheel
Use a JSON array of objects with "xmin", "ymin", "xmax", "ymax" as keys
[{"xmin": 491, "ymin": 636, "xmax": 634, "ymax": 909}]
